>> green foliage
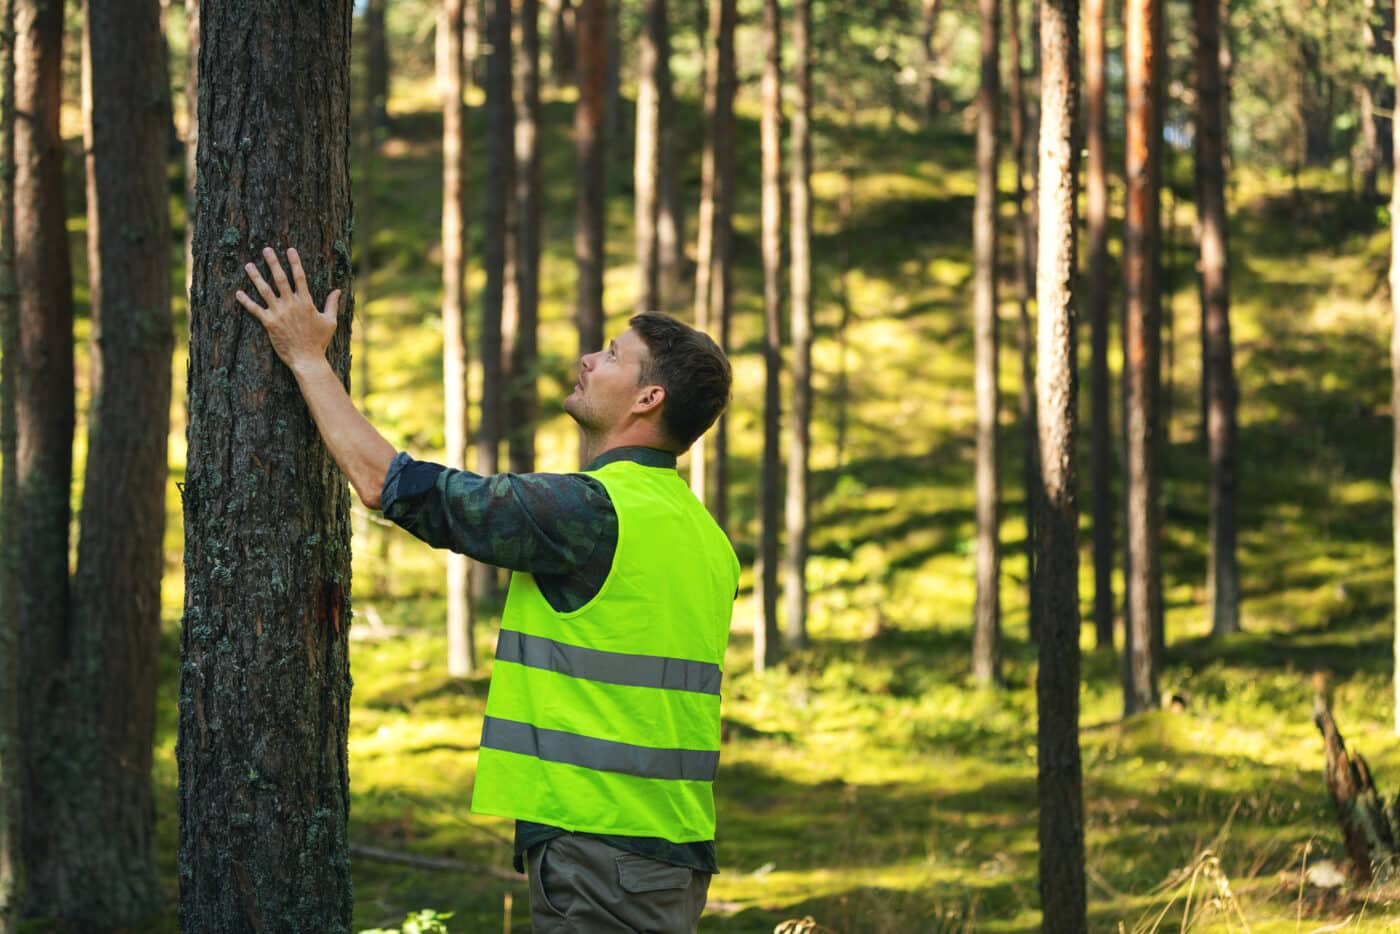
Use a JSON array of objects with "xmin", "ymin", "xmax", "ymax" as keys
[{"xmin": 360, "ymin": 908, "xmax": 455, "ymax": 934}]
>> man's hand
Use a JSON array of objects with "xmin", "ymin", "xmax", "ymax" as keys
[{"xmin": 236, "ymin": 246, "xmax": 342, "ymax": 374}]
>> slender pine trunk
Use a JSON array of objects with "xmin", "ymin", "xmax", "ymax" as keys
[
  {"xmin": 574, "ymin": 0, "xmax": 606, "ymax": 366},
  {"xmin": 0, "ymin": 0, "xmax": 19, "ymax": 921},
  {"xmin": 509, "ymin": 0, "xmax": 541, "ymax": 474}
]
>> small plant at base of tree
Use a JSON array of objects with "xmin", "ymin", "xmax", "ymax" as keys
[{"xmin": 360, "ymin": 908, "xmax": 454, "ymax": 934}]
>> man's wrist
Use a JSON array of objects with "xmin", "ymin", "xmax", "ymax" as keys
[{"xmin": 289, "ymin": 354, "xmax": 332, "ymax": 381}]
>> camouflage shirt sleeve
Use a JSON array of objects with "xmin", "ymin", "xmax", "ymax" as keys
[{"xmin": 379, "ymin": 452, "xmax": 616, "ymax": 581}]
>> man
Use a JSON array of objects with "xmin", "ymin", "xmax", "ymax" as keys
[{"xmin": 236, "ymin": 247, "xmax": 738, "ymax": 933}]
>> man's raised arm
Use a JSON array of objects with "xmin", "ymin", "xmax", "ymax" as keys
[{"xmin": 235, "ymin": 246, "xmax": 396, "ymax": 509}]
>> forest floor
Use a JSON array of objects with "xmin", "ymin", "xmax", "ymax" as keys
[{"xmin": 31, "ymin": 72, "xmax": 1400, "ymax": 931}]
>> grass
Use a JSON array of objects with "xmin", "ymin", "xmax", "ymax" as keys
[{"xmin": 17, "ymin": 49, "xmax": 1400, "ymax": 933}]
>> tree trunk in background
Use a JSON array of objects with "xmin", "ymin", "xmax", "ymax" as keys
[
  {"xmin": 0, "ymin": 0, "xmax": 18, "ymax": 922},
  {"xmin": 368, "ymin": 0, "xmax": 390, "ymax": 131},
  {"xmin": 509, "ymin": 0, "xmax": 541, "ymax": 474},
  {"xmin": 784, "ymin": 0, "xmax": 812, "ymax": 653},
  {"xmin": 919, "ymin": 0, "xmax": 941, "ymax": 123},
  {"xmin": 66, "ymin": 0, "xmax": 171, "ymax": 922},
  {"xmin": 180, "ymin": 1, "xmax": 354, "ymax": 927},
  {"xmin": 14, "ymin": 0, "xmax": 76, "ymax": 917},
  {"xmin": 575, "ymin": 0, "xmax": 606, "ymax": 369},
  {"xmin": 655, "ymin": 3, "xmax": 684, "ymax": 311},
  {"xmin": 548, "ymin": 0, "xmax": 575, "ymax": 88},
  {"xmin": 1086, "ymin": 0, "xmax": 1113, "ymax": 650},
  {"xmin": 635, "ymin": 0, "xmax": 663, "ymax": 314},
  {"xmin": 1036, "ymin": 0, "xmax": 1086, "ymax": 925},
  {"xmin": 971, "ymin": 0, "xmax": 1001, "ymax": 687},
  {"xmin": 690, "ymin": 0, "xmax": 735, "ymax": 530},
  {"xmin": 1393, "ymin": 0, "xmax": 1400, "ymax": 738},
  {"xmin": 1194, "ymin": 0, "xmax": 1238, "ymax": 639},
  {"xmin": 1122, "ymin": 0, "xmax": 1163, "ymax": 715},
  {"xmin": 605, "ymin": 0, "xmax": 620, "ymax": 141},
  {"xmin": 441, "ymin": 0, "xmax": 477, "ymax": 677},
  {"xmin": 185, "ymin": 0, "xmax": 199, "ymax": 297},
  {"xmin": 755, "ymin": 0, "xmax": 782, "ymax": 675},
  {"xmin": 478, "ymin": 0, "xmax": 514, "ymax": 599},
  {"xmin": 1009, "ymin": 0, "xmax": 1038, "ymax": 645}
]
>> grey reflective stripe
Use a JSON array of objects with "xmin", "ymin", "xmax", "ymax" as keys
[
  {"xmin": 482, "ymin": 716, "xmax": 719, "ymax": 782},
  {"xmin": 495, "ymin": 629, "xmax": 722, "ymax": 696}
]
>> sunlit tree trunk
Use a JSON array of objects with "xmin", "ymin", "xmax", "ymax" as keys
[
  {"xmin": 508, "ymin": 0, "xmax": 541, "ymax": 474},
  {"xmin": 0, "ymin": 0, "xmax": 18, "ymax": 921},
  {"xmin": 784, "ymin": 0, "xmax": 812, "ymax": 652},
  {"xmin": 919, "ymin": 0, "xmax": 941, "ymax": 123},
  {"xmin": 1036, "ymin": 1, "xmax": 1086, "ymax": 924},
  {"xmin": 1122, "ymin": 0, "xmax": 1163, "ymax": 715},
  {"xmin": 1009, "ymin": 0, "xmax": 1038, "ymax": 644},
  {"xmin": 755, "ymin": 0, "xmax": 782, "ymax": 675},
  {"xmin": 690, "ymin": 0, "xmax": 735, "ymax": 530},
  {"xmin": 441, "ymin": 0, "xmax": 477, "ymax": 677},
  {"xmin": 575, "ymin": 0, "xmax": 606, "ymax": 365},
  {"xmin": 635, "ymin": 0, "xmax": 663, "ymax": 313},
  {"xmin": 971, "ymin": 0, "xmax": 1001, "ymax": 687},
  {"xmin": 1194, "ymin": 0, "xmax": 1238, "ymax": 638},
  {"xmin": 1086, "ymin": 0, "xmax": 1113, "ymax": 650},
  {"xmin": 68, "ymin": 0, "xmax": 172, "ymax": 921},
  {"xmin": 14, "ymin": 0, "xmax": 75, "ymax": 916},
  {"xmin": 180, "ymin": 0, "xmax": 355, "ymax": 927}
]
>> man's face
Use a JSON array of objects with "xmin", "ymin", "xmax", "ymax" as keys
[{"xmin": 563, "ymin": 328, "xmax": 654, "ymax": 433}]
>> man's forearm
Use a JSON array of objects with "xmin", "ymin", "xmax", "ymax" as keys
[{"xmin": 291, "ymin": 358, "xmax": 397, "ymax": 509}]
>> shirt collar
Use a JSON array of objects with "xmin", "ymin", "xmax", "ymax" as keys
[{"xmin": 585, "ymin": 446, "xmax": 679, "ymax": 471}]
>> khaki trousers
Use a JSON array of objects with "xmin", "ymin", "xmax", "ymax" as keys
[{"xmin": 527, "ymin": 834, "xmax": 711, "ymax": 933}]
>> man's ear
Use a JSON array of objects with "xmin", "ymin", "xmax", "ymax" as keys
[{"xmin": 633, "ymin": 384, "xmax": 666, "ymax": 415}]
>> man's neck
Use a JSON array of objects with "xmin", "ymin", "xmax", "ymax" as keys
[{"xmin": 579, "ymin": 430, "xmax": 671, "ymax": 468}]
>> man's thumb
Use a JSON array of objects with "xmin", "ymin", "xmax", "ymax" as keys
[{"xmin": 324, "ymin": 289, "xmax": 341, "ymax": 321}]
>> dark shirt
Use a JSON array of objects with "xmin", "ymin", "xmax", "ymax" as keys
[{"xmin": 380, "ymin": 446, "xmax": 719, "ymax": 875}]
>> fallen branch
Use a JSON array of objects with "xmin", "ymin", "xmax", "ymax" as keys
[{"xmin": 349, "ymin": 842, "xmax": 525, "ymax": 882}]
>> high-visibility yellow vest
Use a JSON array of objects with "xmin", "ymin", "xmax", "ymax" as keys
[{"xmin": 471, "ymin": 458, "xmax": 740, "ymax": 842}]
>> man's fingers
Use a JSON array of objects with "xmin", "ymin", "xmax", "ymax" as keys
[
  {"xmin": 245, "ymin": 262, "xmax": 278, "ymax": 304},
  {"xmin": 323, "ymin": 289, "xmax": 341, "ymax": 322},
  {"xmin": 235, "ymin": 290, "xmax": 268, "ymax": 320},
  {"xmin": 287, "ymin": 247, "xmax": 310, "ymax": 295},
  {"xmin": 263, "ymin": 247, "xmax": 292, "ymax": 296}
]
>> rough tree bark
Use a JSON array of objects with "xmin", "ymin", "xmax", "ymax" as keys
[
  {"xmin": 179, "ymin": 1, "xmax": 355, "ymax": 929},
  {"xmin": 1086, "ymin": 0, "xmax": 1113, "ymax": 650},
  {"xmin": 66, "ymin": 0, "xmax": 173, "ymax": 922},
  {"xmin": 1194, "ymin": 0, "xmax": 1239, "ymax": 638},
  {"xmin": 14, "ymin": 0, "xmax": 76, "ymax": 917},
  {"xmin": 1036, "ymin": 0, "xmax": 1087, "ymax": 927},
  {"xmin": 971, "ymin": 0, "xmax": 1001, "ymax": 687},
  {"xmin": 441, "ymin": 0, "xmax": 477, "ymax": 677},
  {"xmin": 0, "ymin": 0, "xmax": 18, "ymax": 921},
  {"xmin": 690, "ymin": 0, "xmax": 734, "ymax": 529},
  {"xmin": 784, "ymin": 0, "xmax": 812, "ymax": 652},
  {"xmin": 1009, "ymin": 0, "xmax": 1039, "ymax": 645},
  {"xmin": 755, "ymin": 0, "xmax": 782, "ymax": 674},
  {"xmin": 1122, "ymin": 0, "xmax": 1164, "ymax": 715},
  {"xmin": 508, "ymin": 0, "xmax": 541, "ymax": 474},
  {"xmin": 575, "ymin": 0, "xmax": 606, "ymax": 366}
]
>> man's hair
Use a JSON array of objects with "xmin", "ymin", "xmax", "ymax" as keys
[{"xmin": 630, "ymin": 312, "xmax": 732, "ymax": 450}]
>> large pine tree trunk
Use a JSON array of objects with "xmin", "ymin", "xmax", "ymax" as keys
[
  {"xmin": 508, "ymin": 0, "xmax": 541, "ymax": 474},
  {"xmin": 1035, "ymin": 0, "xmax": 1087, "ymax": 927},
  {"xmin": 1122, "ymin": 0, "xmax": 1164, "ymax": 715},
  {"xmin": 755, "ymin": 0, "xmax": 782, "ymax": 674},
  {"xmin": 1086, "ymin": 0, "xmax": 1113, "ymax": 650},
  {"xmin": 14, "ymin": 0, "xmax": 76, "ymax": 916},
  {"xmin": 180, "ymin": 2, "xmax": 356, "ymax": 928},
  {"xmin": 1008, "ymin": 0, "xmax": 1038, "ymax": 645},
  {"xmin": 690, "ymin": 0, "xmax": 734, "ymax": 529},
  {"xmin": 635, "ymin": 0, "xmax": 663, "ymax": 314},
  {"xmin": 0, "ymin": 0, "xmax": 19, "ymax": 921},
  {"xmin": 67, "ymin": 0, "xmax": 171, "ymax": 921},
  {"xmin": 784, "ymin": 0, "xmax": 812, "ymax": 652},
  {"xmin": 441, "ymin": 0, "xmax": 477, "ymax": 678},
  {"xmin": 574, "ymin": 0, "xmax": 606, "ymax": 364},
  {"xmin": 971, "ymin": 0, "xmax": 1001, "ymax": 687},
  {"xmin": 1194, "ymin": 0, "xmax": 1238, "ymax": 638}
]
